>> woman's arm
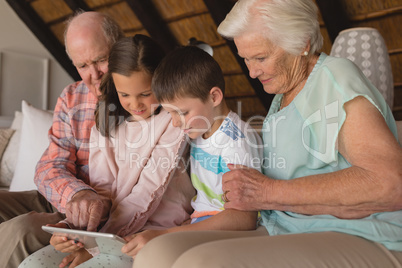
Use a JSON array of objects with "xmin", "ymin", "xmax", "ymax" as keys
[{"xmin": 223, "ymin": 97, "xmax": 402, "ymax": 218}]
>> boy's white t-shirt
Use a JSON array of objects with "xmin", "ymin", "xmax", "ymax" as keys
[{"xmin": 189, "ymin": 111, "xmax": 262, "ymax": 219}]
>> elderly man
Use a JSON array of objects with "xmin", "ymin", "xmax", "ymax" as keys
[{"xmin": 0, "ymin": 11, "xmax": 124, "ymax": 267}]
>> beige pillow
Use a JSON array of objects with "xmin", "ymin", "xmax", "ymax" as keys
[
  {"xmin": 0, "ymin": 129, "xmax": 14, "ymax": 160},
  {"xmin": 0, "ymin": 128, "xmax": 15, "ymax": 186},
  {"xmin": 0, "ymin": 111, "xmax": 22, "ymax": 187}
]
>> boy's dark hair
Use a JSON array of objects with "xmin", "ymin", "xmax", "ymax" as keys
[
  {"xmin": 95, "ymin": 34, "xmax": 165, "ymax": 137},
  {"xmin": 152, "ymin": 46, "xmax": 225, "ymax": 103}
]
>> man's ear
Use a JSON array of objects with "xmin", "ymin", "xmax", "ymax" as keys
[{"xmin": 209, "ymin": 87, "xmax": 223, "ymax": 107}]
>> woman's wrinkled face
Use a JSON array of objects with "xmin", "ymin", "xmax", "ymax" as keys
[{"xmin": 234, "ymin": 32, "xmax": 301, "ymax": 95}]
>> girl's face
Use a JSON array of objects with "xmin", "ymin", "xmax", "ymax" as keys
[{"xmin": 113, "ymin": 71, "xmax": 159, "ymax": 121}]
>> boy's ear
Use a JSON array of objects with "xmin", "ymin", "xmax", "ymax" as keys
[{"xmin": 209, "ymin": 87, "xmax": 223, "ymax": 107}]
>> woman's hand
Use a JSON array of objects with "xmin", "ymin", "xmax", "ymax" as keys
[
  {"xmin": 48, "ymin": 223, "xmax": 84, "ymax": 253},
  {"xmin": 121, "ymin": 230, "xmax": 168, "ymax": 258},
  {"xmin": 222, "ymin": 164, "xmax": 271, "ymax": 211},
  {"xmin": 58, "ymin": 248, "xmax": 92, "ymax": 268}
]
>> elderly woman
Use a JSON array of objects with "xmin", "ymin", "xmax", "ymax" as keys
[{"xmin": 133, "ymin": 0, "xmax": 402, "ymax": 267}]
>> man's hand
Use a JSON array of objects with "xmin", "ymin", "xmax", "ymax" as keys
[{"xmin": 65, "ymin": 190, "xmax": 110, "ymax": 231}]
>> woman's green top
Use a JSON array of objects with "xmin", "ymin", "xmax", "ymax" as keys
[{"xmin": 260, "ymin": 53, "xmax": 402, "ymax": 251}]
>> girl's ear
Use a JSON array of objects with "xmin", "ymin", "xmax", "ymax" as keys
[{"xmin": 209, "ymin": 87, "xmax": 223, "ymax": 107}]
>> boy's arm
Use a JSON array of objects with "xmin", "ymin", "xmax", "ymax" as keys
[
  {"xmin": 122, "ymin": 209, "xmax": 257, "ymax": 257},
  {"xmin": 173, "ymin": 209, "xmax": 257, "ymax": 231}
]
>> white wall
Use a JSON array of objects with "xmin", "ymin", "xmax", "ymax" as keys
[{"xmin": 0, "ymin": 0, "xmax": 74, "ymax": 115}]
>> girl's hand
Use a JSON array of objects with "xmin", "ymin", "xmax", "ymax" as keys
[
  {"xmin": 47, "ymin": 223, "xmax": 84, "ymax": 253},
  {"xmin": 121, "ymin": 229, "xmax": 168, "ymax": 257},
  {"xmin": 59, "ymin": 248, "xmax": 92, "ymax": 268}
]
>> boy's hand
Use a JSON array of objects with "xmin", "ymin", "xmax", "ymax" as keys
[
  {"xmin": 121, "ymin": 229, "xmax": 168, "ymax": 257},
  {"xmin": 59, "ymin": 248, "xmax": 92, "ymax": 268},
  {"xmin": 47, "ymin": 223, "xmax": 84, "ymax": 253}
]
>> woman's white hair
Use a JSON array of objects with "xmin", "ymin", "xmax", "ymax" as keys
[{"xmin": 217, "ymin": 0, "xmax": 323, "ymax": 55}]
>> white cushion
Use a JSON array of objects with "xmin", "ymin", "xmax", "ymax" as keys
[
  {"xmin": 9, "ymin": 101, "xmax": 53, "ymax": 192},
  {"xmin": 0, "ymin": 111, "xmax": 23, "ymax": 186}
]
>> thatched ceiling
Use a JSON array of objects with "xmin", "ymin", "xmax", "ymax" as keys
[{"xmin": 5, "ymin": 0, "xmax": 402, "ymax": 120}]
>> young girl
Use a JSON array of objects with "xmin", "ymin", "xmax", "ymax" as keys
[{"xmin": 19, "ymin": 35, "xmax": 194, "ymax": 268}]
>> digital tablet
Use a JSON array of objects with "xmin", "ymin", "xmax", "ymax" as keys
[{"xmin": 42, "ymin": 225, "xmax": 127, "ymax": 256}]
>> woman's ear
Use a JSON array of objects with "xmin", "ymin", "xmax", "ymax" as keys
[
  {"xmin": 302, "ymin": 40, "xmax": 311, "ymax": 56},
  {"xmin": 209, "ymin": 87, "xmax": 224, "ymax": 107}
]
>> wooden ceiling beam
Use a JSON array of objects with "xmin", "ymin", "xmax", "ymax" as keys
[
  {"xmin": 203, "ymin": 0, "xmax": 272, "ymax": 111},
  {"xmin": 64, "ymin": 0, "xmax": 91, "ymax": 12},
  {"xmin": 165, "ymin": 9, "xmax": 209, "ymax": 23},
  {"xmin": 5, "ymin": 0, "xmax": 80, "ymax": 81},
  {"xmin": 124, "ymin": 0, "xmax": 178, "ymax": 53},
  {"xmin": 315, "ymin": 0, "xmax": 351, "ymax": 43}
]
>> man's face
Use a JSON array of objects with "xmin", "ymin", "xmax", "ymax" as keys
[{"xmin": 67, "ymin": 33, "xmax": 110, "ymax": 96}]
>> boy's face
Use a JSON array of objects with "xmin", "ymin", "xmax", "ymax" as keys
[{"xmin": 162, "ymin": 96, "xmax": 219, "ymax": 139}]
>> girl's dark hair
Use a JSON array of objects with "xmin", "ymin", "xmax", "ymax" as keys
[{"xmin": 95, "ymin": 34, "xmax": 165, "ymax": 137}]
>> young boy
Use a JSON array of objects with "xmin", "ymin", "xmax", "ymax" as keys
[{"xmin": 121, "ymin": 45, "xmax": 263, "ymax": 257}]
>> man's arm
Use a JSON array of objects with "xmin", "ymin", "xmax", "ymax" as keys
[
  {"xmin": 34, "ymin": 83, "xmax": 109, "ymax": 230},
  {"xmin": 34, "ymin": 85, "xmax": 94, "ymax": 212}
]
